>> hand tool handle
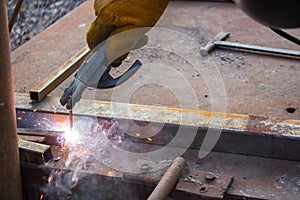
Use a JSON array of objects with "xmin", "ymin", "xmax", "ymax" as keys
[
  {"xmin": 147, "ymin": 157, "xmax": 188, "ymax": 200},
  {"xmin": 216, "ymin": 40, "xmax": 300, "ymax": 59}
]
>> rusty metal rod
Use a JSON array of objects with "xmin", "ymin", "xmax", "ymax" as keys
[
  {"xmin": 29, "ymin": 46, "xmax": 90, "ymax": 101},
  {"xmin": 0, "ymin": 1, "xmax": 22, "ymax": 199},
  {"xmin": 147, "ymin": 157, "xmax": 188, "ymax": 200},
  {"xmin": 8, "ymin": 0, "xmax": 25, "ymax": 33}
]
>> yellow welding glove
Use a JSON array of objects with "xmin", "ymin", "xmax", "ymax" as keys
[{"xmin": 86, "ymin": 0, "xmax": 170, "ymax": 67}]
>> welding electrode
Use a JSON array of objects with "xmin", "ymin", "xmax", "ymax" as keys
[{"xmin": 69, "ymin": 109, "xmax": 73, "ymax": 131}]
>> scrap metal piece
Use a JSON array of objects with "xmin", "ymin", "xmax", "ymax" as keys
[
  {"xmin": 201, "ymin": 31, "xmax": 300, "ymax": 59},
  {"xmin": 29, "ymin": 46, "xmax": 90, "ymax": 101},
  {"xmin": 18, "ymin": 138, "xmax": 53, "ymax": 165},
  {"xmin": 176, "ymin": 170, "xmax": 233, "ymax": 199}
]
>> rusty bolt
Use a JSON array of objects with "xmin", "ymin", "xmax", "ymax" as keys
[
  {"xmin": 205, "ymin": 172, "xmax": 216, "ymax": 181},
  {"xmin": 140, "ymin": 163, "xmax": 151, "ymax": 172},
  {"xmin": 199, "ymin": 185, "xmax": 208, "ymax": 193}
]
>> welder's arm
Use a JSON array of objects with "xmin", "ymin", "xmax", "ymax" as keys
[
  {"xmin": 60, "ymin": 0, "xmax": 170, "ymax": 109},
  {"xmin": 86, "ymin": 0, "xmax": 170, "ymax": 66}
]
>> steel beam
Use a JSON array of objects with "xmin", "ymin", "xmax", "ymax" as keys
[
  {"xmin": 14, "ymin": 93, "xmax": 300, "ymax": 161},
  {"xmin": 0, "ymin": 2, "xmax": 22, "ymax": 199},
  {"xmin": 29, "ymin": 46, "xmax": 90, "ymax": 101}
]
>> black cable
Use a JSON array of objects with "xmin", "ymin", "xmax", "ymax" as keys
[{"xmin": 270, "ymin": 28, "xmax": 300, "ymax": 46}]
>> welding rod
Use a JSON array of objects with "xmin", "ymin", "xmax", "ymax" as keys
[
  {"xmin": 147, "ymin": 157, "xmax": 188, "ymax": 200},
  {"xmin": 69, "ymin": 109, "xmax": 73, "ymax": 131}
]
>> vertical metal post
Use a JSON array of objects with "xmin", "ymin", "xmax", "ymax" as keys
[
  {"xmin": 0, "ymin": 1, "xmax": 23, "ymax": 199},
  {"xmin": 9, "ymin": 0, "xmax": 25, "ymax": 33}
]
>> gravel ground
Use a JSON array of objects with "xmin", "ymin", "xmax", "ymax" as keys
[{"xmin": 7, "ymin": 0, "xmax": 86, "ymax": 50}]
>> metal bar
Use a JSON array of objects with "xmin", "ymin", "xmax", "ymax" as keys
[
  {"xmin": 148, "ymin": 157, "xmax": 188, "ymax": 200},
  {"xmin": 216, "ymin": 40, "xmax": 300, "ymax": 59},
  {"xmin": 0, "ymin": 2, "xmax": 22, "ymax": 199},
  {"xmin": 16, "ymin": 93, "xmax": 249, "ymax": 130},
  {"xmin": 18, "ymin": 138, "xmax": 53, "ymax": 165},
  {"xmin": 14, "ymin": 94, "xmax": 300, "ymax": 160},
  {"xmin": 8, "ymin": 0, "xmax": 25, "ymax": 34},
  {"xmin": 18, "ymin": 135, "xmax": 46, "ymax": 143},
  {"xmin": 29, "ymin": 46, "xmax": 90, "ymax": 101},
  {"xmin": 17, "ymin": 128, "xmax": 64, "ymax": 145}
]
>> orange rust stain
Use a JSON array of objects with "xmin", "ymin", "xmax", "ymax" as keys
[
  {"xmin": 67, "ymin": 99, "xmax": 249, "ymax": 122},
  {"xmin": 282, "ymin": 119, "xmax": 300, "ymax": 126},
  {"xmin": 131, "ymin": 104, "xmax": 248, "ymax": 121}
]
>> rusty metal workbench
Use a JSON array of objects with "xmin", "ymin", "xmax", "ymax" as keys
[
  {"xmin": 9, "ymin": 0, "xmax": 300, "ymax": 199},
  {"xmin": 11, "ymin": 0, "xmax": 300, "ymax": 119}
]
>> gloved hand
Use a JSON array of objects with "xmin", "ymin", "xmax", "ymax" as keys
[{"xmin": 86, "ymin": 0, "xmax": 170, "ymax": 67}]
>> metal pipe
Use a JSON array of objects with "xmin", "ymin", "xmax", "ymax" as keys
[
  {"xmin": 147, "ymin": 157, "xmax": 188, "ymax": 200},
  {"xmin": 201, "ymin": 31, "xmax": 300, "ymax": 59},
  {"xmin": 8, "ymin": 0, "xmax": 25, "ymax": 33},
  {"xmin": 0, "ymin": 1, "xmax": 23, "ymax": 199}
]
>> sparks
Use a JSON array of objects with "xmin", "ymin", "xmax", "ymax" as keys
[
  {"xmin": 53, "ymin": 119, "xmax": 82, "ymax": 145},
  {"xmin": 63, "ymin": 129, "xmax": 81, "ymax": 145},
  {"xmin": 48, "ymin": 175, "xmax": 54, "ymax": 183},
  {"xmin": 107, "ymin": 171, "xmax": 114, "ymax": 176},
  {"xmin": 52, "ymin": 105, "xmax": 57, "ymax": 113}
]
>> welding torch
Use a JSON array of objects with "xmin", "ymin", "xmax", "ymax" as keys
[{"xmin": 60, "ymin": 41, "xmax": 142, "ymax": 110}]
